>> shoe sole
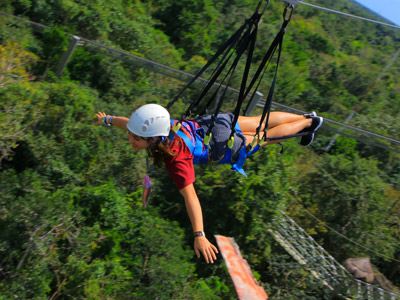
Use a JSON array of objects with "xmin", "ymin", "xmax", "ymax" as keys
[{"xmin": 313, "ymin": 116, "xmax": 324, "ymax": 133}]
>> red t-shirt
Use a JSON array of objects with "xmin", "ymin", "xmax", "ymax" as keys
[{"xmin": 164, "ymin": 126, "xmax": 196, "ymax": 190}]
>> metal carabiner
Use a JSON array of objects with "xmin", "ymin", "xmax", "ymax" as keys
[
  {"xmin": 283, "ymin": 2, "xmax": 295, "ymax": 22},
  {"xmin": 250, "ymin": 133, "xmax": 261, "ymax": 149},
  {"xmin": 283, "ymin": 5, "xmax": 294, "ymax": 22}
]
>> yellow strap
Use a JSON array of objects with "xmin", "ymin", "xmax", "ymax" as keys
[
  {"xmin": 204, "ymin": 132, "xmax": 212, "ymax": 146},
  {"xmin": 227, "ymin": 136, "xmax": 235, "ymax": 149},
  {"xmin": 172, "ymin": 122, "xmax": 182, "ymax": 133}
]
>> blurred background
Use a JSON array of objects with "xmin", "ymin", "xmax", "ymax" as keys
[{"xmin": 0, "ymin": 0, "xmax": 399, "ymax": 299}]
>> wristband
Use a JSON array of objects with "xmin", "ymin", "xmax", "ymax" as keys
[
  {"xmin": 102, "ymin": 115, "xmax": 113, "ymax": 127},
  {"xmin": 193, "ymin": 231, "xmax": 205, "ymax": 238}
]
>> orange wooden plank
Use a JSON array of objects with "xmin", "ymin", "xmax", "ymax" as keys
[{"xmin": 215, "ymin": 235, "xmax": 268, "ymax": 300}]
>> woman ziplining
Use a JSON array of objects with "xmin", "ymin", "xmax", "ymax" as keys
[
  {"xmin": 95, "ymin": 1, "xmax": 324, "ymax": 264},
  {"xmin": 95, "ymin": 105, "xmax": 323, "ymax": 264}
]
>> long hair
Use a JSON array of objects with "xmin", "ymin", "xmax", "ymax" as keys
[{"xmin": 147, "ymin": 136, "xmax": 176, "ymax": 166}]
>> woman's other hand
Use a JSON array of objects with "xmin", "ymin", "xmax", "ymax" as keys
[
  {"xmin": 194, "ymin": 236, "xmax": 219, "ymax": 263},
  {"xmin": 96, "ymin": 112, "xmax": 107, "ymax": 125}
]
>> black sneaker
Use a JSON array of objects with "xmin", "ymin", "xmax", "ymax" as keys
[
  {"xmin": 299, "ymin": 112, "xmax": 317, "ymax": 145},
  {"xmin": 300, "ymin": 116, "xmax": 324, "ymax": 146},
  {"xmin": 298, "ymin": 111, "xmax": 317, "ymax": 134}
]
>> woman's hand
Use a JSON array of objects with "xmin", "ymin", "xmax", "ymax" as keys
[
  {"xmin": 179, "ymin": 184, "xmax": 218, "ymax": 263},
  {"xmin": 194, "ymin": 236, "xmax": 219, "ymax": 263},
  {"xmin": 96, "ymin": 112, "xmax": 107, "ymax": 125}
]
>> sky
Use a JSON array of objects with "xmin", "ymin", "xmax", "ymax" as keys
[{"xmin": 354, "ymin": 0, "xmax": 400, "ymax": 26}]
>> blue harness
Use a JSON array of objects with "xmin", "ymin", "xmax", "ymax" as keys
[{"xmin": 168, "ymin": 120, "xmax": 260, "ymax": 176}]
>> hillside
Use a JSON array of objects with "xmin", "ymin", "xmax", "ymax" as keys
[{"xmin": 0, "ymin": 0, "xmax": 399, "ymax": 298}]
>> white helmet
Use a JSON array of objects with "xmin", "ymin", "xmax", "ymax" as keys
[{"xmin": 127, "ymin": 104, "xmax": 171, "ymax": 137}]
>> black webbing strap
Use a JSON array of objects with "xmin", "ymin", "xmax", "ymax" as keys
[
  {"xmin": 183, "ymin": 34, "xmax": 244, "ymax": 119},
  {"xmin": 261, "ymin": 34, "xmax": 284, "ymax": 141},
  {"xmin": 243, "ymin": 31, "xmax": 281, "ymax": 115},
  {"xmin": 199, "ymin": 47, "xmax": 238, "ymax": 117},
  {"xmin": 166, "ymin": 20, "xmax": 248, "ymax": 110},
  {"xmin": 202, "ymin": 15, "xmax": 260, "ymax": 136},
  {"xmin": 229, "ymin": 15, "xmax": 260, "ymax": 137},
  {"xmin": 251, "ymin": 30, "xmax": 283, "ymax": 139},
  {"xmin": 199, "ymin": 60, "xmax": 233, "ymax": 116},
  {"xmin": 197, "ymin": 27, "xmax": 249, "ymax": 113},
  {"xmin": 166, "ymin": 0, "xmax": 268, "ymax": 114},
  {"xmin": 182, "ymin": 27, "xmax": 255, "ymax": 119},
  {"xmin": 242, "ymin": 59, "xmax": 271, "ymax": 115},
  {"xmin": 198, "ymin": 28, "xmax": 247, "ymax": 118},
  {"xmin": 252, "ymin": 5, "xmax": 293, "ymax": 143},
  {"xmin": 182, "ymin": 10, "xmax": 264, "ymax": 120}
]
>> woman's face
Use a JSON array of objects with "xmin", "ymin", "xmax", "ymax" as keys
[{"xmin": 128, "ymin": 131, "xmax": 150, "ymax": 150}]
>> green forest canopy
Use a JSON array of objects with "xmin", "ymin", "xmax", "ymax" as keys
[{"xmin": 0, "ymin": 0, "xmax": 399, "ymax": 299}]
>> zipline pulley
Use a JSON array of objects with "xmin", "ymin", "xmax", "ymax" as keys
[{"xmin": 282, "ymin": 0, "xmax": 300, "ymax": 7}]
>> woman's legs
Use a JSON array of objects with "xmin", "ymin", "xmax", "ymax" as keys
[{"xmin": 238, "ymin": 112, "xmax": 312, "ymax": 145}]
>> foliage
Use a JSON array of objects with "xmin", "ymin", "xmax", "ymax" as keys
[{"xmin": 1, "ymin": 0, "xmax": 399, "ymax": 298}]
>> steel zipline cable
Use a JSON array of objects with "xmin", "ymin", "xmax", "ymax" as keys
[
  {"xmin": 297, "ymin": 0, "xmax": 400, "ymax": 31},
  {"xmin": 84, "ymin": 35, "xmax": 400, "ymax": 150},
  {"xmin": 1, "ymin": 11, "xmax": 400, "ymax": 150},
  {"xmin": 3, "ymin": 5, "xmax": 400, "ymax": 277}
]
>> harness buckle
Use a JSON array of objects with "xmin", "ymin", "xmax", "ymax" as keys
[
  {"xmin": 204, "ymin": 132, "xmax": 212, "ymax": 146},
  {"xmin": 172, "ymin": 122, "xmax": 182, "ymax": 133},
  {"xmin": 227, "ymin": 136, "xmax": 235, "ymax": 149}
]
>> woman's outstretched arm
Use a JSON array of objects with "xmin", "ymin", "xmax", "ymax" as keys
[
  {"xmin": 96, "ymin": 112, "xmax": 128, "ymax": 130},
  {"xmin": 179, "ymin": 184, "xmax": 219, "ymax": 263}
]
